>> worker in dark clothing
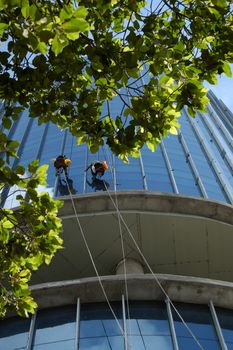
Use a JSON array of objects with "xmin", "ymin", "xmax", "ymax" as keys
[
  {"xmin": 54, "ymin": 155, "xmax": 71, "ymax": 176},
  {"xmin": 86, "ymin": 177, "xmax": 110, "ymax": 192},
  {"xmin": 57, "ymin": 177, "xmax": 77, "ymax": 195},
  {"xmin": 85, "ymin": 160, "xmax": 109, "ymax": 178}
]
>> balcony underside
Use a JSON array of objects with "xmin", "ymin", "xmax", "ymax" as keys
[{"xmin": 31, "ymin": 191, "xmax": 233, "ymax": 284}]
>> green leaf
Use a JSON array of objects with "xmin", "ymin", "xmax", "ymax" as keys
[
  {"xmin": 51, "ymin": 34, "xmax": 68, "ymax": 56},
  {"xmin": 173, "ymin": 41, "xmax": 184, "ymax": 53},
  {"xmin": 2, "ymin": 219, "xmax": 14, "ymax": 229},
  {"xmin": 0, "ymin": 22, "xmax": 8, "ymax": 37},
  {"xmin": 73, "ymin": 6, "xmax": 88, "ymax": 19},
  {"xmin": 28, "ymin": 159, "xmax": 39, "ymax": 173},
  {"xmin": 21, "ymin": 0, "xmax": 30, "ymax": 18},
  {"xmin": 66, "ymin": 32, "xmax": 80, "ymax": 41},
  {"xmin": 36, "ymin": 164, "xmax": 48, "ymax": 185},
  {"xmin": 2, "ymin": 116, "xmax": 12, "ymax": 129},
  {"xmin": 59, "ymin": 5, "xmax": 73, "ymax": 21},
  {"xmin": 146, "ymin": 140, "xmax": 156, "ymax": 152},
  {"xmin": 211, "ymin": 0, "xmax": 227, "ymax": 8},
  {"xmin": 160, "ymin": 75, "xmax": 173, "ymax": 85},
  {"xmin": 7, "ymin": 140, "xmax": 20, "ymax": 151},
  {"xmin": 15, "ymin": 165, "xmax": 25, "ymax": 175},
  {"xmin": 27, "ymin": 188, "xmax": 38, "ymax": 201},
  {"xmin": 29, "ymin": 4, "xmax": 38, "ymax": 20},
  {"xmin": 169, "ymin": 126, "xmax": 178, "ymax": 135},
  {"xmin": 36, "ymin": 41, "xmax": 48, "ymax": 54},
  {"xmin": 222, "ymin": 62, "xmax": 232, "ymax": 77},
  {"xmin": 62, "ymin": 18, "xmax": 89, "ymax": 33}
]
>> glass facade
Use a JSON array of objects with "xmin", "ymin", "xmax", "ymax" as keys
[
  {"xmin": 0, "ymin": 300, "xmax": 232, "ymax": 350},
  {"xmin": 1, "ymin": 91, "xmax": 233, "ymax": 207}
]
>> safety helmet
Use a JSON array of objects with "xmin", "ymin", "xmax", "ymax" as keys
[
  {"xmin": 101, "ymin": 160, "xmax": 109, "ymax": 170},
  {"xmin": 64, "ymin": 158, "xmax": 72, "ymax": 166}
]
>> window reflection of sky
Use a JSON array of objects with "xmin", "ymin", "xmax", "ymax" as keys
[
  {"xmin": 1, "ymin": 301, "xmax": 233, "ymax": 350},
  {"xmin": 3, "ymin": 92, "xmax": 233, "ymax": 206}
]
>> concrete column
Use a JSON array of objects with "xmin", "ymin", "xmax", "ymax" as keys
[{"xmin": 116, "ymin": 258, "xmax": 144, "ymax": 275}]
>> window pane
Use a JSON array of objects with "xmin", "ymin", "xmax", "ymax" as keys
[
  {"xmin": 80, "ymin": 302, "xmax": 123, "ymax": 350},
  {"xmin": 216, "ymin": 307, "xmax": 233, "ymax": 348},
  {"xmin": 33, "ymin": 305, "xmax": 76, "ymax": 349},
  {"xmin": 143, "ymin": 335, "xmax": 173, "ymax": 350},
  {"xmin": 127, "ymin": 301, "xmax": 173, "ymax": 350},
  {"xmin": 0, "ymin": 316, "xmax": 30, "ymax": 350},
  {"xmin": 173, "ymin": 303, "xmax": 220, "ymax": 350}
]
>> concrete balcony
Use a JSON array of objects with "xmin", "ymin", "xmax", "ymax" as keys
[{"xmin": 31, "ymin": 191, "xmax": 233, "ymax": 285}]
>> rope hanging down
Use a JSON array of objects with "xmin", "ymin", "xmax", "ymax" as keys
[
  {"xmin": 63, "ymin": 169, "xmax": 204, "ymax": 350},
  {"xmin": 63, "ymin": 175, "xmax": 128, "ymax": 345},
  {"xmin": 105, "ymin": 185, "xmax": 205, "ymax": 350},
  {"xmin": 102, "ymin": 142, "xmax": 132, "ymax": 345}
]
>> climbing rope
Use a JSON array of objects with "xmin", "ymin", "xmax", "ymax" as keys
[
  {"xmin": 102, "ymin": 142, "xmax": 132, "ymax": 347},
  {"xmin": 63, "ymin": 175, "xmax": 128, "ymax": 345},
  {"xmin": 105, "ymin": 186, "xmax": 205, "ymax": 350},
  {"xmin": 63, "ymin": 152, "xmax": 204, "ymax": 350}
]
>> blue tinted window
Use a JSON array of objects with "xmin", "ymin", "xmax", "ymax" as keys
[
  {"xmin": 33, "ymin": 305, "xmax": 76, "ymax": 349},
  {"xmin": 115, "ymin": 157, "xmax": 143, "ymax": 190},
  {"xmin": 126, "ymin": 301, "xmax": 173, "ymax": 350},
  {"xmin": 19, "ymin": 120, "xmax": 45, "ymax": 166},
  {"xmin": 172, "ymin": 303, "xmax": 220, "ymax": 350},
  {"xmin": 163, "ymin": 134, "xmax": 201, "ymax": 197},
  {"xmin": 39, "ymin": 123, "xmax": 63, "ymax": 188},
  {"xmin": 195, "ymin": 115, "xmax": 233, "ymax": 184},
  {"xmin": 180, "ymin": 113, "xmax": 229, "ymax": 203},
  {"xmin": 141, "ymin": 145, "xmax": 173, "ymax": 193},
  {"xmin": 143, "ymin": 335, "xmax": 173, "ymax": 350},
  {"xmin": 0, "ymin": 316, "xmax": 30, "ymax": 350},
  {"xmin": 216, "ymin": 307, "xmax": 233, "ymax": 348},
  {"xmin": 85, "ymin": 145, "xmax": 113, "ymax": 193},
  {"xmin": 62, "ymin": 135, "xmax": 86, "ymax": 194},
  {"xmin": 80, "ymin": 302, "xmax": 123, "ymax": 350}
]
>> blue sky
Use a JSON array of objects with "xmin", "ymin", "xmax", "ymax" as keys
[{"xmin": 205, "ymin": 65, "xmax": 233, "ymax": 112}]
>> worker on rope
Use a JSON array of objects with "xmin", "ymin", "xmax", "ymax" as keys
[
  {"xmin": 57, "ymin": 177, "xmax": 77, "ymax": 195},
  {"xmin": 85, "ymin": 160, "xmax": 109, "ymax": 178},
  {"xmin": 54, "ymin": 155, "xmax": 71, "ymax": 176},
  {"xmin": 86, "ymin": 177, "xmax": 110, "ymax": 192}
]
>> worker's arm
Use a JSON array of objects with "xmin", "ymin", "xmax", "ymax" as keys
[{"xmin": 85, "ymin": 164, "xmax": 91, "ymax": 171}]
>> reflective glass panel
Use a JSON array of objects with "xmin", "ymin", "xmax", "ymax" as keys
[
  {"xmin": 126, "ymin": 301, "xmax": 173, "ymax": 350},
  {"xmin": 216, "ymin": 307, "xmax": 233, "ymax": 349},
  {"xmin": 32, "ymin": 305, "xmax": 76, "ymax": 349},
  {"xmin": 172, "ymin": 303, "xmax": 220, "ymax": 350},
  {"xmin": 80, "ymin": 302, "xmax": 123, "ymax": 350},
  {"xmin": 0, "ymin": 316, "xmax": 30, "ymax": 350}
]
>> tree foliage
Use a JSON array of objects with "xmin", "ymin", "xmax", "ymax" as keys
[
  {"xmin": 0, "ymin": 158, "xmax": 63, "ymax": 317},
  {"xmin": 0, "ymin": 0, "xmax": 232, "ymax": 158},
  {"xmin": 0, "ymin": 0, "xmax": 232, "ymax": 317}
]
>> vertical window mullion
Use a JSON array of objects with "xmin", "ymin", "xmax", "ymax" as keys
[
  {"xmin": 178, "ymin": 130, "xmax": 208, "ymax": 198},
  {"xmin": 160, "ymin": 140, "xmax": 179, "ymax": 194},
  {"xmin": 139, "ymin": 151, "xmax": 148, "ymax": 190},
  {"xmin": 166, "ymin": 299, "xmax": 179, "ymax": 350},
  {"xmin": 75, "ymin": 298, "xmax": 80, "ymax": 350},
  {"xmin": 201, "ymin": 112, "xmax": 233, "ymax": 173},
  {"xmin": 206, "ymin": 104, "xmax": 233, "ymax": 150},
  {"xmin": 26, "ymin": 310, "xmax": 37, "ymax": 350},
  {"xmin": 209, "ymin": 301, "xmax": 228, "ymax": 350},
  {"xmin": 122, "ymin": 294, "xmax": 128, "ymax": 350},
  {"xmin": 83, "ymin": 145, "xmax": 88, "ymax": 193},
  {"xmin": 187, "ymin": 109, "xmax": 233, "ymax": 204}
]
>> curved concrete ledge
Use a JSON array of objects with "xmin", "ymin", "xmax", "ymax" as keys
[
  {"xmin": 58, "ymin": 191, "xmax": 233, "ymax": 226},
  {"xmin": 31, "ymin": 274, "xmax": 233, "ymax": 311},
  {"xmin": 30, "ymin": 190, "xmax": 233, "ymax": 284}
]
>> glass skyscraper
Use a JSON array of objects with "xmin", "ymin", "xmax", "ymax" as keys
[{"xmin": 1, "ymin": 91, "xmax": 233, "ymax": 349}]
